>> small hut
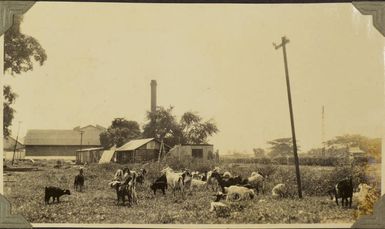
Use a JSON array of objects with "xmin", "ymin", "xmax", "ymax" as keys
[
  {"xmin": 167, "ymin": 144, "xmax": 215, "ymax": 160},
  {"xmin": 114, "ymin": 138, "xmax": 170, "ymax": 163}
]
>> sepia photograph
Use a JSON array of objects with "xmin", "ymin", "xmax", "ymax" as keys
[{"xmin": 1, "ymin": 1, "xmax": 384, "ymax": 227}]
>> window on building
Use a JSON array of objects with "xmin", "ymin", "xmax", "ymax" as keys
[{"xmin": 192, "ymin": 149, "xmax": 203, "ymax": 158}]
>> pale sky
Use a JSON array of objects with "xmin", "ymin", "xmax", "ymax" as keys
[{"xmin": 2, "ymin": 2, "xmax": 384, "ymax": 154}]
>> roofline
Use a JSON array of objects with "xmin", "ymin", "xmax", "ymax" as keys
[
  {"xmin": 181, "ymin": 144, "xmax": 214, "ymax": 146},
  {"xmin": 25, "ymin": 144, "xmax": 101, "ymax": 146},
  {"xmin": 116, "ymin": 138, "xmax": 171, "ymax": 151},
  {"xmin": 76, "ymin": 147, "xmax": 105, "ymax": 152}
]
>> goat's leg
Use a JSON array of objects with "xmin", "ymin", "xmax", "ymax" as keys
[
  {"xmin": 349, "ymin": 196, "xmax": 352, "ymax": 208},
  {"xmin": 335, "ymin": 196, "xmax": 339, "ymax": 206}
]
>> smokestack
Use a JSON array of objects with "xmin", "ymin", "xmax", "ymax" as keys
[{"xmin": 150, "ymin": 80, "xmax": 157, "ymax": 113}]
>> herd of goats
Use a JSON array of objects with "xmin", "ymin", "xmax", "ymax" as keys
[{"xmin": 43, "ymin": 165, "xmax": 375, "ymax": 215}]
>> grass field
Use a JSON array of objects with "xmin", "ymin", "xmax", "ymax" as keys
[{"xmin": 3, "ymin": 160, "xmax": 380, "ymax": 224}]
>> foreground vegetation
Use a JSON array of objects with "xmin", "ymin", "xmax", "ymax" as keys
[{"xmin": 3, "ymin": 159, "xmax": 381, "ymax": 224}]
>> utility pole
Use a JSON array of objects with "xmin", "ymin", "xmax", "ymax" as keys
[
  {"xmin": 322, "ymin": 105, "xmax": 325, "ymax": 156},
  {"xmin": 11, "ymin": 121, "xmax": 22, "ymax": 166},
  {"xmin": 80, "ymin": 130, "xmax": 84, "ymax": 151},
  {"xmin": 273, "ymin": 36, "xmax": 302, "ymax": 198}
]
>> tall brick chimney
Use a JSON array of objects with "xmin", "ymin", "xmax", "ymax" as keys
[{"xmin": 150, "ymin": 80, "xmax": 157, "ymax": 113}]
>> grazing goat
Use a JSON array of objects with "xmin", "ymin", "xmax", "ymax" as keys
[
  {"xmin": 74, "ymin": 168, "xmax": 85, "ymax": 192},
  {"xmin": 245, "ymin": 172, "xmax": 264, "ymax": 195},
  {"xmin": 272, "ymin": 183, "xmax": 287, "ymax": 198},
  {"xmin": 44, "ymin": 186, "xmax": 71, "ymax": 204},
  {"xmin": 191, "ymin": 179, "xmax": 207, "ymax": 190},
  {"xmin": 327, "ymin": 177, "xmax": 353, "ymax": 208},
  {"xmin": 211, "ymin": 171, "xmax": 243, "ymax": 193},
  {"xmin": 150, "ymin": 174, "xmax": 168, "ymax": 195},
  {"xmin": 224, "ymin": 185, "xmax": 255, "ymax": 201},
  {"xmin": 161, "ymin": 167, "xmax": 185, "ymax": 197}
]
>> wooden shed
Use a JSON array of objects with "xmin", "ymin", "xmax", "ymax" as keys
[
  {"xmin": 75, "ymin": 147, "xmax": 104, "ymax": 164},
  {"xmin": 167, "ymin": 144, "xmax": 215, "ymax": 160},
  {"xmin": 114, "ymin": 138, "xmax": 170, "ymax": 163}
]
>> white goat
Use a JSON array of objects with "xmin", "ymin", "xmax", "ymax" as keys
[
  {"xmin": 161, "ymin": 167, "xmax": 185, "ymax": 197},
  {"xmin": 113, "ymin": 169, "xmax": 124, "ymax": 181},
  {"xmin": 224, "ymin": 185, "xmax": 255, "ymax": 201},
  {"xmin": 272, "ymin": 183, "xmax": 287, "ymax": 198},
  {"xmin": 223, "ymin": 171, "xmax": 232, "ymax": 179},
  {"xmin": 247, "ymin": 172, "xmax": 265, "ymax": 194},
  {"xmin": 210, "ymin": 201, "xmax": 229, "ymax": 212},
  {"xmin": 191, "ymin": 179, "xmax": 207, "ymax": 190}
]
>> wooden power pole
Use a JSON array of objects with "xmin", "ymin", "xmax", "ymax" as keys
[
  {"xmin": 273, "ymin": 36, "xmax": 302, "ymax": 198},
  {"xmin": 11, "ymin": 121, "xmax": 21, "ymax": 166}
]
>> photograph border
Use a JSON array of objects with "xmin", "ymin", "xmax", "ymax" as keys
[{"xmin": 0, "ymin": 1, "xmax": 384, "ymax": 228}]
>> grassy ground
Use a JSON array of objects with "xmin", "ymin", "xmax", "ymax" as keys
[{"xmin": 3, "ymin": 161, "xmax": 377, "ymax": 224}]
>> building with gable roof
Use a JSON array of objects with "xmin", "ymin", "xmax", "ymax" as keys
[{"xmin": 24, "ymin": 125, "xmax": 105, "ymax": 158}]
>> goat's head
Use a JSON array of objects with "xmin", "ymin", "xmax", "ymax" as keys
[
  {"xmin": 213, "ymin": 192, "xmax": 227, "ymax": 202},
  {"xmin": 327, "ymin": 188, "xmax": 336, "ymax": 200}
]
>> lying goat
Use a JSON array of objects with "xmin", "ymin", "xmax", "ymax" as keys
[
  {"xmin": 224, "ymin": 185, "xmax": 255, "ymax": 201},
  {"xmin": 272, "ymin": 183, "xmax": 287, "ymax": 198}
]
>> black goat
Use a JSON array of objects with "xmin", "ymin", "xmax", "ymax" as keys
[
  {"xmin": 150, "ymin": 174, "xmax": 168, "ymax": 195},
  {"xmin": 327, "ymin": 177, "xmax": 353, "ymax": 208},
  {"xmin": 211, "ymin": 171, "xmax": 244, "ymax": 193},
  {"xmin": 44, "ymin": 186, "xmax": 71, "ymax": 204}
]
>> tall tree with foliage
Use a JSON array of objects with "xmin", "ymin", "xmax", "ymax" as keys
[
  {"xmin": 99, "ymin": 118, "xmax": 141, "ymax": 149},
  {"xmin": 3, "ymin": 15, "xmax": 47, "ymax": 137},
  {"xmin": 179, "ymin": 111, "xmax": 218, "ymax": 144},
  {"xmin": 142, "ymin": 106, "xmax": 182, "ymax": 147},
  {"xmin": 267, "ymin": 137, "xmax": 300, "ymax": 158},
  {"xmin": 142, "ymin": 106, "xmax": 219, "ymax": 147}
]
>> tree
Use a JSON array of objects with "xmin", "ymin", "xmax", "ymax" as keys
[
  {"xmin": 253, "ymin": 148, "xmax": 265, "ymax": 158},
  {"xmin": 3, "ymin": 86, "xmax": 17, "ymax": 138},
  {"xmin": 4, "ymin": 15, "xmax": 47, "ymax": 75},
  {"xmin": 142, "ymin": 106, "xmax": 182, "ymax": 147},
  {"xmin": 3, "ymin": 15, "xmax": 47, "ymax": 136},
  {"xmin": 100, "ymin": 118, "xmax": 141, "ymax": 149},
  {"xmin": 267, "ymin": 137, "xmax": 300, "ymax": 158},
  {"xmin": 142, "ymin": 106, "xmax": 219, "ymax": 148},
  {"xmin": 179, "ymin": 111, "xmax": 219, "ymax": 144}
]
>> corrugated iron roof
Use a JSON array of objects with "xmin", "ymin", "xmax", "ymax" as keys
[
  {"xmin": 116, "ymin": 138, "xmax": 155, "ymax": 151},
  {"xmin": 24, "ymin": 126, "xmax": 104, "ymax": 146}
]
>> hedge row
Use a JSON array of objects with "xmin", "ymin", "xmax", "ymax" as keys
[{"xmin": 221, "ymin": 156, "xmax": 377, "ymax": 166}]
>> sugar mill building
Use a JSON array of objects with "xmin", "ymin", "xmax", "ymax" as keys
[{"xmin": 24, "ymin": 125, "xmax": 105, "ymax": 158}]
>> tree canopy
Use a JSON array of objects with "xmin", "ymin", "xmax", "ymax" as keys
[
  {"xmin": 4, "ymin": 15, "xmax": 47, "ymax": 75},
  {"xmin": 99, "ymin": 118, "xmax": 141, "ymax": 149},
  {"xmin": 179, "ymin": 111, "xmax": 218, "ymax": 145},
  {"xmin": 142, "ymin": 106, "xmax": 218, "ymax": 147},
  {"xmin": 3, "ymin": 15, "xmax": 47, "ymax": 137},
  {"xmin": 267, "ymin": 137, "xmax": 299, "ymax": 158}
]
